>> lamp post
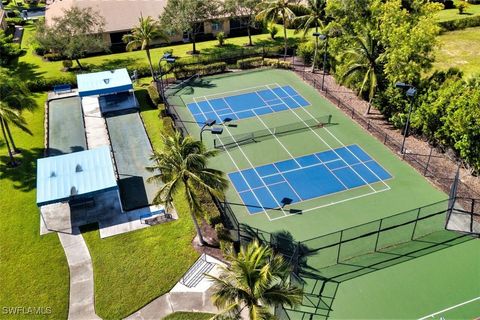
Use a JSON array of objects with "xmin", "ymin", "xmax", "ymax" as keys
[
  {"xmin": 395, "ymin": 82, "xmax": 417, "ymax": 154},
  {"xmin": 157, "ymin": 53, "xmax": 176, "ymax": 102},
  {"xmin": 312, "ymin": 33, "xmax": 328, "ymax": 91},
  {"xmin": 200, "ymin": 119, "xmax": 224, "ymax": 142}
]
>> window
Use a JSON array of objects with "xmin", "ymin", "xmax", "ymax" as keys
[{"xmin": 212, "ymin": 21, "xmax": 221, "ymax": 32}]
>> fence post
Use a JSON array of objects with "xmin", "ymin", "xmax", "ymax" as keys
[
  {"xmin": 470, "ymin": 199, "xmax": 475, "ymax": 233},
  {"xmin": 374, "ymin": 220, "xmax": 383, "ymax": 251},
  {"xmin": 313, "ymin": 78, "xmax": 316, "ymax": 88},
  {"xmin": 411, "ymin": 207, "xmax": 422, "ymax": 240},
  {"xmin": 336, "ymin": 230, "xmax": 343, "ymax": 263},
  {"xmin": 384, "ymin": 133, "xmax": 388, "ymax": 144},
  {"xmin": 424, "ymin": 147, "xmax": 434, "ymax": 176}
]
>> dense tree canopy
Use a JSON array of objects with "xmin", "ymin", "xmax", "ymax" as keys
[{"xmin": 0, "ymin": 31, "xmax": 21, "ymax": 66}]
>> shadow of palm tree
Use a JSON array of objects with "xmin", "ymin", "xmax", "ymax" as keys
[{"xmin": 0, "ymin": 147, "xmax": 44, "ymax": 192}]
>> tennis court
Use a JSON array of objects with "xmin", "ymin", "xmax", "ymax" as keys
[
  {"xmin": 229, "ymin": 145, "xmax": 391, "ymax": 214},
  {"xmin": 187, "ymin": 85, "xmax": 309, "ymax": 125},
  {"xmin": 168, "ymin": 69, "xmax": 479, "ymax": 320}
]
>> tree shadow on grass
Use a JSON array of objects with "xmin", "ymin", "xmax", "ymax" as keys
[
  {"xmin": 9, "ymin": 59, "xmax": 46, "ymax": 82},
  {"xmin": 0, "ymin": 147, "xmax": 44, "ymax": 192}
]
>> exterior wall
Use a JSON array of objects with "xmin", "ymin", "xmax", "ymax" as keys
[
  {"xmin": 0, "ymin": 10, "xmax": 6, "ymax": 31},
  {"xmin": 102, "ymin": 33, "xmax": 112, "ymax": 46},
  {"xmin": 204, "ymin": 18, "xmax": 230, "ymax": 35}
]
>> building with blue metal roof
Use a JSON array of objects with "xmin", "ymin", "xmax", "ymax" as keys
[{"xmin": 36, "ymin": 146, "xmax": 117, "ymax": 207}]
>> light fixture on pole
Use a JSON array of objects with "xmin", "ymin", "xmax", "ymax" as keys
[
  {"xmin": 157, "ymin": 53, "xmax": 176, "ymax": 103},
  {"xmin": 200, "ymin": 119, "xmax": 224, "ymax": 142},
  {"xmin": 395, "ymin": 82, "xmax": 417, "ymax": 154}
]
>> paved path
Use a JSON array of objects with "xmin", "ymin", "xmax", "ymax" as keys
[{"xmin": 58, "ymin": 228, "xmax": 100, "ymax": 320}]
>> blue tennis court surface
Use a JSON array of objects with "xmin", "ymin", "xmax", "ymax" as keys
[
  {"xmin": 187, "ymin": 85, "xmax": 310, "ymax": 125},
  {"xmin": 228, "ymin": 145, "xmax": 392, "ymax": 214}
]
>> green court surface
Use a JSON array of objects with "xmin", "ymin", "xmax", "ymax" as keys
[
  {"xmin": 170, "ymin": 69, "xmax": 446, "ymax": 241},
  {"xmin": 168, "ymin": 69, "xmax": 479, "ymax": 319},
  {"xmin": 106, "ymin": 112, "xmax": 157, "ymax": 210},
  {"xmin": 48, "ymin": 96, "xmax": 87, "ymax": 156}
]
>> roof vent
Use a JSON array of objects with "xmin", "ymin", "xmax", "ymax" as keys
[
  {"xmin": 104, "ymin": 78, "xmax": 110, "ymax": 84},
  {"xmin": 50, "ymin": 171, "xmax": 56, "ymax": 178},
  {"xmin": 70, "ymin": 186, "xmax": 78, "ymax": 196},
  {"xmin": 75, "ymin": 164, "xmax": 83, "ymax": 172}
]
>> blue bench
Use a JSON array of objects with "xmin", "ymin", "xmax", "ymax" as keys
[{"xmin": 53, "ymin": 84, "xmax": 72, "ymax": 94}]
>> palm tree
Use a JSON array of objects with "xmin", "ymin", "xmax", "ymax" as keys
[
  {"xmin": 146, "ymin": 133, "xmax": 228, "ymax": 246},
  {"xmin": 207, "ymin": 241, "xmax": 303, "ymax": 319},
  {"xmin": 0, "ymin": 70, "xmax": 35, "ymax": 165},
  {"xmin": 340, "ymin": 31, "xmax": 383, "ymax": 114},
  {"xmin": 257, "ymin": 0, "xmax": 296, "ymax": 58},
  {"xmin": 123, "ymin": 15, "xmax": 168, "ymax": 80},
  {"xmin": 294, "ymin": 0, "xmax": 326, "ymax": 72}
]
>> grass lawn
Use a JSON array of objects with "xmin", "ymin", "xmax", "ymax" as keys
[
  {"xmin": 80, "ymin": 86, "xmax": 200, "ymax": 319},
  {"xmin": 433, "ymin": 26, "xmax": 480, "ymax": 76},
  {"xmin": 435, "ymin": 1, "xmax": 480, "ymax": 22},
  {"xmin": 163, "ymin": 312, "xmax": 214, "ymax": 320},
  {"xmin": 17, "ymin": 22, "xmax": 304, "ymax": 81},
  {"xmin": 0, "ymin": 93, "xmax": 69, "ymax": 319}
]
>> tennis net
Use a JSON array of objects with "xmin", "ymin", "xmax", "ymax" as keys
[{"xmin": 214, "ymin": 114, "xmax": 333, "ymax": 150}]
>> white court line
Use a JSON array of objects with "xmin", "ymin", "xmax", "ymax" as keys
[
  {"xmin": 192, "ymin": 97, "xmax": 271, "ymax": 218},
  {"xmin": 417, "ymin": 296, "xmax": 480, "ymax": 320},
  {"xmin": 201, "ymin": 83, "xmax": 279, "ymax": 99},
  {"xmin": 275, "ymin": 83, "xmax": 391, "ymax": 191},
  {"xmin": 199, "ymin": 96, "xmax": 289, "ymax": 218},
  {"xmin": 269, "ymin": 187, "xmax": 391, "ymax": 221},
  {"xmin": 267, "ymin": 84, "xmax": 378, "ymax": 193}
]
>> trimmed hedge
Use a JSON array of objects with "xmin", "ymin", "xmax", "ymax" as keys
[
  {"xmin": 439, "ymin": 15, "xmax": 480, "ymax": 31},
  {"xmin": 26, "ymin": 75, "xmax": 77, "ymax": 92},
  {"xmin": 43, "ymin": 53, "xmax": 64, "ymax": 61},
  {"xmin": 173, "ymin": 62, "xmax": 227, "ymax": 79},
  {"xmin": 236, "ymin": 57, "xmax": 263, "ymax": 69},
  {"xmin": 147, "ymin": 83, "xmax": 161, "ymax": 105},
  {"xmin": 162, "ymin": 116, "xmax": 175, "ymax": 137},
  {"xmin": 263, "ymin": 58, "xmax": 292, "ymax": 69}
]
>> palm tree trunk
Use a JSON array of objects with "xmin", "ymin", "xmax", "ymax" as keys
[
  {"xmin": 282, "ymin": 11, "xmax": 288, "ymax": 60},
  {"xmin": 312, "ymin": 26, "xmax": 319, "ymax": 73},
  {"xmin": 145, "ymin": 48, "xmax": 156, "ymax": 81},
  {"xmin": 1, "ymin": 119, "xmax": 16, "ymax": 166},
  {"xmin": 4, "ymin": 121, "xmax": 19, "ymax": 153},
  {"xmin": 184, "ymin": 180, "xmax": 206, "ymax": 246}
]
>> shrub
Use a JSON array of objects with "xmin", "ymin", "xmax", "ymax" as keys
[
  {"xmin": 62, "ymin": 59, "xmax": 73, "ymax": 70},
  {"xmin": 215, "ymin": 224, "xmax": 231, "ymax": 242},
  {"xmin": 173, "ymin": 62, "xmax": 227, "ymax": 79},
  {"xmin": 457, "ymin": 2, "xmax": 468, "ymax": 14},
  {"xmin": 438, "ymin": 15, "xmax": 480, "ymax": 31},
  {"xmin": 162, "ymin": 116, "xmax": 175, "ymax": 137},
  {"xmin": 5, "ymin": 17, "xmax": 25, "ymax": 26},
  {"xmin": 236, "ymin": 56, "xmax": 263, "ymax": 69},
  {"xmin": 262, "ymin": 58, "xmax": 292, "ymax": 69},
  {"xmin": 297, "ymin": 41, "xmax": 315, "ymax": 64},
  {"xmin": 32, "ymin": 44, "xmax": 46, "ymax": 56},
  {"xmin": 43, "ymin": 52, "xmax": 63, "ymax": 61},
  {"xmin": 216, "ymin": 32, "xmax": 225, "ymax": 46},
  {"xmin": 147, "ymin": 83, "xmax": 161, "ymax": 105},
  {"xmin": 267, "ymin": 22, "xmax": 279, "ymax": 40},
  {"xmin": 26, "ymin": 76, "xmax": 77, "ymax": 92}
]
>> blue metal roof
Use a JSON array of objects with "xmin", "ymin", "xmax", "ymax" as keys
[
  {"xmin": 36, "ymin": 146, "xmax": 117, "ymax": 206},
  {"xmin": 77, "ymin": 68, "xmax": 133, "ymax": 97}
]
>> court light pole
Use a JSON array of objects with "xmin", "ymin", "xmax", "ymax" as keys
[
  {"xmin": 200, "ymin": 119, "xmax": 223, "ymax": 142},
  {"xmin": 157, "ymin": 53, "xmax": 176, "ymax": 102},
  {"xmin": 395, "ymin": 82, "xmax": 417, "ymax": 154}
]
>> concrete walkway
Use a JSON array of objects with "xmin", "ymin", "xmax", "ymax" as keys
[
  {"xmin": 58, "ymin": 228, "xmax": 100, "ymax": 320},
  {"xmin": 126, "ymin": 255, "xmax": 225, "ymax": 319}
]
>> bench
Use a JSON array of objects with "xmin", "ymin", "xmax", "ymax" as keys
[{"xmin": 53, "ymin": 84, "xmax": 72, "ymax": 95}]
